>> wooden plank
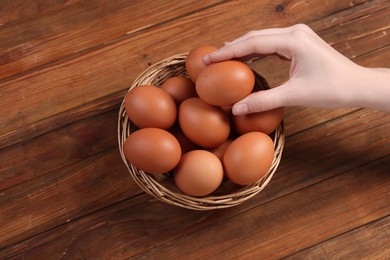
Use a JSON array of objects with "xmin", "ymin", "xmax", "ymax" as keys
[
  {"xmin": 132, "ymin": 157, "xmax": 389, "ymax": 259},
  {"xmin": 8, "ymin": 154, "xmax": 389, "ymax": 259},
  {"xmin": 0, "ymin": 90, "xmax": 124, "ymax": 150},
  {"xmin": 0, "ymin": 0, "xmax": 223, "ymax": 80},
  {"xmin": 1, "ymin": 108, "xmax": 388, "ymax": 258},
  {"xmin": 0, "ymin": 0, "xmax": 80, "ymax": 26},
  {"xmin": 1, "ymin": 0, "xmax": 388, "ymax": 151},
  {"xmin": 0, "ymin": 109, "xmax": 118, "ymax": 191},
  {"xmin": 0, "ymin": 148, "xmax": 139, "ymax": 250},
  {"xmin": 353, "ymin": 45, "xmax": 390, "ymax": 68},
  {"xmin": 286, "ymin": 216, "xmax": 390, "ymax": 259},
  {"xmin": 322, "ymin": 8, "xmax": 390, "ymax": 60},
  {"xmin": 251, "ymin": 108, "xmax": 390, "ymax": 205}
]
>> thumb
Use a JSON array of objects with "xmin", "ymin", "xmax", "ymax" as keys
[{"xmin": 232, "ymin": 82, "xmax": 292, "ymax": 115}]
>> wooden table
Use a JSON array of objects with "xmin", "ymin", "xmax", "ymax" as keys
[{"xmin": 1, "ymin": 0, "xmax": 389, "ymax": 258}]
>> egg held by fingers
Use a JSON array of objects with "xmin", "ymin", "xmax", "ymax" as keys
[{"xmin": 196, "ymin": 60, "xmax": 255, "ymax": 107}]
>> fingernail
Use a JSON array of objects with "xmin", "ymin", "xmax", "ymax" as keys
[
  {"xmin": 224, "ymin": 41, "xmax": 231, "ymax": 46},
  {"xmin": 232, "ymin": 103, "xmax": 248, "ymax": 115},
  {"xmin": 202, "ymin": 54, "xmax": 211, "ymax": 65}
]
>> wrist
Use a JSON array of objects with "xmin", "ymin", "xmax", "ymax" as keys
[{"xmin": 345, "ymin": 66, "xmax": 390, "ymax": 112}]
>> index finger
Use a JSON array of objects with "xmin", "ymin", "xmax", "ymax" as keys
[
  {"xmin": 226, "ymin": 24, "xmax": 315, "ymax": 46},
  {"xmin": 203, "ymin": 33, "xmax": 295, "ymax": 65}
]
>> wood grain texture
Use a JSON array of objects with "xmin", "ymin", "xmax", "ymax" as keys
[
  {"xmin": 0, "ymin": 110, "xmax": 118, "ymax": 191},
  {"xmin": 0, "ymin": 0, "xmax": 389, "ymax": 259},
  {"xmin": 0, "ymin": 148, "xmax": 138, "ymax": 249},
  {"xmin": 132, "ymin": 157, "xmax": 389, "ymax": 259},
  {"xmin": 2, "ymin": 0, "xmax": 387, "ymax": 151},
  {"xmin": 286, "ymin": 216, "xmax": 390, "ymax": 259},
  {"xmin": 0, "ymin": 0, "xmax": 224, "ymax": 80},
  {"xmin": 10, "ymin": 155, "xmax": 389, "ymax": 259},
  {"xmin": 1, "ymin": 108, "xmax": 388, "ymax": 258},
  {"xmin": 0, "ymin": 0, "xmax": 80, "ymax": 26},
  {"xmin": 250, "ymin": 3, "xmax": 390, "ymax": 88}
]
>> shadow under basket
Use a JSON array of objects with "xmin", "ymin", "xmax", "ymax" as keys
[{"xmin": 118, "ymin": 53, "xmax": 285, "ymax": 210}]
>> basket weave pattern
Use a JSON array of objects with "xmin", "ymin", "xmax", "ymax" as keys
[{"xmin": 118, "ymin": 53, "xmax": 285, "ymax": 210}]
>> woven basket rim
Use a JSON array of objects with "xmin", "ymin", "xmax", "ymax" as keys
[{"xmin": 118, "ymin": 53, "xmax": 285, "ymax": 210}]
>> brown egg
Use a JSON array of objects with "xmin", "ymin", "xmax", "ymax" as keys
[
  {"xmin": 185, "ymin": 45, "xmax": 218, "ymax": 83},
  {"xmin": 179, "ymin": 97, "xmax": 230, "ymax": 148},
  {"xmin": 123, "ymin": 128, "xmax": 181, "ymax": 174},
  {"xmin": 196, "ymin": 60, "xmax": 255, "ymax": 106},
  {"xmin": 174, "ymin": 150, "xmax": 223, "ymax": 196},
  {"xmin": 161, "ymin": 76, "xmax": 197, "ymax": 104},
  {"xmin": 209, "ymin": 139, "xmax": 233, "ymax": 161},
  {"xmin": 234, "ymin": 107, "xmax": 284, "ymax": 135},
  {"xmin": 223, "ymin": 132, "xmax": 274, "ymax": 185},
  {"xmin": 125, "ymin": 85, "xmax": 177, "ymax": 129}
]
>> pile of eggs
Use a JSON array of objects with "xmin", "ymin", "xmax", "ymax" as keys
[{"xmin": 123, "ymin": 45, "xmax": 284, "ymax": 197}]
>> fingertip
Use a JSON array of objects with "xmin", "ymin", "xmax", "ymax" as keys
[
  {"xmin": 202, "ymin": 54, "xmax": 211, "ymax": 65},
  {"xmin": 232, "ymin": 103, "xmax": 248, "ymax": 115},
  {"xmin": 233, "ymin": 90, "xmax": 280, "ymax": 114}
]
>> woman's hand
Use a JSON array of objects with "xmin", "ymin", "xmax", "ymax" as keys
[{"xmin": 203, "ymin": 24, "xmax": 390, "ymax": 115}]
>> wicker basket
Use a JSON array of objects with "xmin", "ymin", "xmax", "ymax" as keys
[{"xmin": 118, "ymin": 53, "xmax": 285, "ymax": 210}]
